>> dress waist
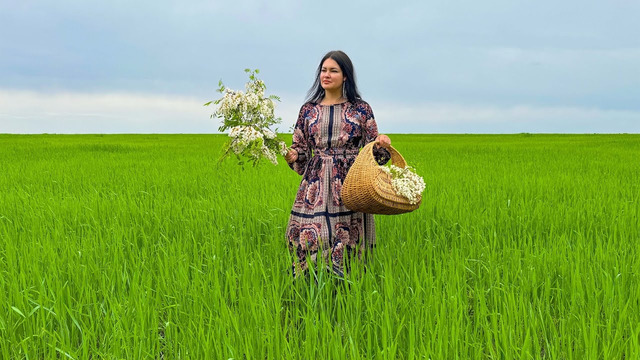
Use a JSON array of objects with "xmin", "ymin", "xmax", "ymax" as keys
[{"xmin": 314, "ymin": 148, "xmax": 360, "ymax": 158}]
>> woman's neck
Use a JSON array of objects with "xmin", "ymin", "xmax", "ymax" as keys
[{"xmin": 320, "ymin": 89, "xmax": 345, "ymax": 105}]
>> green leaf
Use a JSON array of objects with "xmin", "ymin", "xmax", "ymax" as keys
[
  {"xmin": 11, "ymin": 306, "xmax": 25, "ymax": 318},
  {"xmin": 28, "ymin": 305, "xmax": 41, "ymax": 317}
]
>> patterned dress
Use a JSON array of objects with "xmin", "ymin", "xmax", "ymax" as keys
[{"xmin": 286, "ymin": 100, "xmax": 389, "ymax": 276}]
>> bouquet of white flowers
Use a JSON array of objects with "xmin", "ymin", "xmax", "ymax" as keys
[
  {"xmin": 380, "ymin": 164, "xmax": 425, "ymax": 205},
  {"xmin": 205, "ymin": 69, "xmax": 288, "ymax": 166}
]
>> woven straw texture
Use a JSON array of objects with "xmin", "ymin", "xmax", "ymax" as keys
[{"xmin": 341, "ymin": 142, "xmax": 421, "ymax": 215}]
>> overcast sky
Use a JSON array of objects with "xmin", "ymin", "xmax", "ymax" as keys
[{"xmin": 1, "ymin": 0, "xmax": 639, "ymax": 134}]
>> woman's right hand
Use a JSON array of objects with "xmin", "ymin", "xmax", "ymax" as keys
[{"xmin": 285, "ymin": 148, "xmax": 298, "ymax": 163}]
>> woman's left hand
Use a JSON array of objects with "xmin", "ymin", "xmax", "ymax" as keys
[{"xmin": 376, "ymin": 134, "xmax": 391, "ymax": 149}]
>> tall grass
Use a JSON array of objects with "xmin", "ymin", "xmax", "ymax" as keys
[{"xmin": 1, "ymin": 133, "xmax": 638, "ymax": 359}]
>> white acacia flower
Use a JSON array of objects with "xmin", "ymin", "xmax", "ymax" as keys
[
  {"xmin": 208, "ymin": 69, "xmax": 288, "ymax": 166},
  {"xmin": 262, "ymin": 128, "xmax": 276, "ymax": 139},
  {"xmin": 262, "ymin": 146, "xmax": 278, "ymax": 165},
  {"xmin": 229, "ymin": 126, "xmax": 264, "ymax": 150},
  {"xmin": 278, "ymin": 141, "xmax": 289, "ymax": 156},
  {"xmin": 381, "ymin": 165, "xmax": 425, "ymax": 204},
  {"xmin": 260, "ymin": 99, "xmax": 274, "ymax": 114}
]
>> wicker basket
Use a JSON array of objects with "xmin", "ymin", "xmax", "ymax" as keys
[{"xmin": 341, "ymin": 141, "xmax": 421, "ymax": 215}]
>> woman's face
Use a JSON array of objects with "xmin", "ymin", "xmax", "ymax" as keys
[{"xmin": 320, "ymin": 58, "xmax": 345, "ymax": 93}]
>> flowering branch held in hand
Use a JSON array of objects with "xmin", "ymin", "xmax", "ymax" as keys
[{"xmin": 204, "ymin": 69, "xmax": 289, "ymax": 166}]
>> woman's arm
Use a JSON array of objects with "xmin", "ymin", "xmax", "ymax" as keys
[
  {"xmin": 287, "ymin": 104, "xmax": 311, "ymax": 175},
  {"xmin": 360, "ymin": 102, "xmax": 392, "ymax": 164}
]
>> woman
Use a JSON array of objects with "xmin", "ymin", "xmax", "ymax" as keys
[{"xmin": 285, "ymin": 50, "xmax": 391, "ymax": 277}]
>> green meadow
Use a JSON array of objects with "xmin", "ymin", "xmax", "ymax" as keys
[{"xmin": 1, "ymin": 133, "xmax": 639, "ymax": 359}]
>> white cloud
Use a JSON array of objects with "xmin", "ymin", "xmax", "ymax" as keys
[
  {"xmin": 0, "ymin": 90, "xmax": 216, "ymax": 133},
  {"xmin": 373, "ymin": 102, "xmax": 640, "ymax": 133},
  {"xmin": 1, "ymin": 90, "xmax": 638, "ymax": 134}
]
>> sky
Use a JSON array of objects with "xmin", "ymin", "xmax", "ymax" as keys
[{"xmin": 1, "ymin": 0, "xmax": 639, "ymax": 134}]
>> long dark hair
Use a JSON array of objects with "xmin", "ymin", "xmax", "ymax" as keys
[{"xmin": 305, "ymin": 50, "xmax": 362, "ymax": 104}]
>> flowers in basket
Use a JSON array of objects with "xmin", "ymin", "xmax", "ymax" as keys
[
  {"xmin": 380, "ymin": 164, "xmax": 425, "ymax": 205},
  {"xmin": 204, "ymin": 69, "xmax": 289, "ymax": 166}
]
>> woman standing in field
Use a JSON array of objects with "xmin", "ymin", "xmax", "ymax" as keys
[{"xmin": 285, "ymin": 50, "xmax": 391, "ymax": 277}]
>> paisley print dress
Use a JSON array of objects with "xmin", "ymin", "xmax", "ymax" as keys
[{"xmin": 286, "ymin": 100, "xmax": 389, "ymax": 276}]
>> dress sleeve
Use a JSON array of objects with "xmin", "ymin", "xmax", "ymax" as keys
[
  {"xmin": 288, "ymin": 104, "xmax": 311, "ymax": 175},
  {"xmin": 359, "ymin": 102, "xmax": 391, "ymax": 165}
]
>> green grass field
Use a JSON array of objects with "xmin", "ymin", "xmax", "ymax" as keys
[{"xmin": 1, "ymin": 133, "xmax": 639, "ymax": 359}]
